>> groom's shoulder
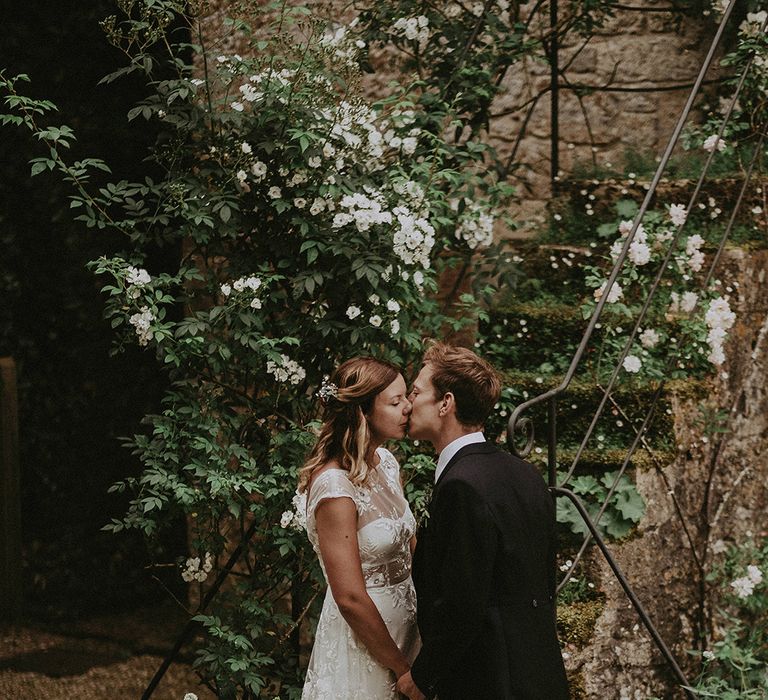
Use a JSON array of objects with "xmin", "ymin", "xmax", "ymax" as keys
[{"xmin": 449, "ymin": 443, "xmax": 545, "ymax": 487}]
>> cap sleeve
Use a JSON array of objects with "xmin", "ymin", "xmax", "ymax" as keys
[{"xmin": 306, "ymin": 469, "xmax": 359, "ymax": 520}]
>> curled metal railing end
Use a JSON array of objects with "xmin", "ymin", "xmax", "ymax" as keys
[{"xmin": 507, "ymin": 410, "xmax": 535, "ymax": 458}]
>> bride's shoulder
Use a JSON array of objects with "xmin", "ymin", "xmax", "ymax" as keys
[{"xmin": 308, "ymin": 462, "xmax": 351, "ymax": 493}]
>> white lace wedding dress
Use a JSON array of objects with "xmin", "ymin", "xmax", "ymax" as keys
[{"xmin": 302, "ymin": 447, "xmax": 420, "ymax": 699}]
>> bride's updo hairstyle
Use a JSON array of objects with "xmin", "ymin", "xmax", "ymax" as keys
[{"xmin": 298, "ymin": 357, "xmax": 400, "ymax": 493}]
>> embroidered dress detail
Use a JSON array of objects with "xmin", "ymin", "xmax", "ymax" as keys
[{"xmin": 302, "ymin": 448, "xmax": 420, "ymax": 699}]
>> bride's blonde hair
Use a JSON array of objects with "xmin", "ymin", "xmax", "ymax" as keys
[{"xmin": 298, "ymin": 357, "xmax": 400, "ymax": 493}]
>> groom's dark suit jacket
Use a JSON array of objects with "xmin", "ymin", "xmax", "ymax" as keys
[{"xmin": 410, "ymin": 442, "xmax": 569, "ymax": 700}]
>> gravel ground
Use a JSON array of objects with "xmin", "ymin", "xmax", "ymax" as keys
[{"xmin": 0, "ymin": 606, "xmax": 217, "ymax": 700}]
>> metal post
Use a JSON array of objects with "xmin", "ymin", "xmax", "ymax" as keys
[
  {"xmin": 548, "ymin": 395, "xmax": 557, "ymax": 488},
  {"xmin": 550, "ymin": 0, "xmax": 559, "ymax": 193},
  {"xmin": 0, "ymin": 357, "xmax": 23, "ymax": 620}
]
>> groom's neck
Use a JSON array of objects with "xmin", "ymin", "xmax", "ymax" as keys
[{"xmin": 433, "ymin": 423, "xmax": 482, "ymax": 455}]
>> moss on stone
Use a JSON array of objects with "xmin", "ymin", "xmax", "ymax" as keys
[
  {"xmin": 557, "ymin": 600, "xmax": 605, "ymax": 648},
  {"xmin": 566, "ymin": 669, "xmax": 588, "ymax": 700}
]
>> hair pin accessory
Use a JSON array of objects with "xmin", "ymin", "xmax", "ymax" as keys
[{"xmin": 318, "ymin": 378, "xmax": 338, "ymax": 404}]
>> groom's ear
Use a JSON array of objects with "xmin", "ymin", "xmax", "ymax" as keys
[{"xmin": 439, "ymin": 392, "xmax": 455, "ymax": 417}]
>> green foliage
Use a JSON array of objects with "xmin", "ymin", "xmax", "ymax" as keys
[
  {"xmin": 555, "ymin": 470, "xmax": 645, "ymax": 540},
  {"xmin": 685, "ymin": 536, "xmax": 768, "ymax": 698}
]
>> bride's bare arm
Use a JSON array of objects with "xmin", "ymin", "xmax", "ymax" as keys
[{"xmin": 315, "ymin": 497, "xmax": 411, "ymax": 679}]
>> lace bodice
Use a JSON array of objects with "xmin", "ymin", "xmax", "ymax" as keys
[{"xmin": 306, "ymin": 448, "xmax": 416, "ymax": 588}]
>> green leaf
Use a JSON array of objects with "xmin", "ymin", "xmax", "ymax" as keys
[
  {"xmin": 615, "ymin": 199, "xmax": 639, "ymax": 219},
  {"xmin": 613, "ymin": 488, "xmax": 645, "ymax": 523}
]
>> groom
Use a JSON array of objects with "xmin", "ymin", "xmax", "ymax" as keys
[{"xmin": 397, "ymin": 343, "xmax": 569, "ymax": 700}]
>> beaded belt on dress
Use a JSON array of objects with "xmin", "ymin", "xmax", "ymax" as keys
[{"xmin": 363, "ymin": 559, "xmax": 411, "ymax": 588}]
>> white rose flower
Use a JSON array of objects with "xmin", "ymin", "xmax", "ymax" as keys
[
  {"xmin": 280, "ymin": 511, "xmax": 294, "ymax": 528},
  {"xmin": 309, "ymin": 198, "xmax": 325, "ymax": 216},
  {"xmin": 241, "ymin": 141, "xmax": 252, "ymax": 154},
  {"xmin": 390, "ymin": 319, "xmax": 400, "ymax": 334},
  {"xmin": 688, "ymin": 250, "xmax": 705, "ymax": 272},
  {"xmin": 639, "ymin": 328, "xmax": 660, "ymax": 349},
  {"xmin": 730, "ymin": 576, "xmax": 755, "ymax": 599},
  {"xmin": 231, "ymin": 101, "xmax": 244, "ymax": 112},
  {"xmin": 293, "ymin": 197, "xmax": 307, "ymax": 209},
  {"xmin": 220, "ymin": 283, "xmax": 232, "ymax": 297},
  {"xmin": 126, "ymin": 266, "xmax": 151, "ymax": 287},
  {"xmin": 308, "ymin": 156, "xmax": 322, "ymax": 168},
  {"xmin": 251, "ymin": 161, "xmax": 267, "ymax": 178},
  {"xmin": 369, "ymin": 314, "xmax": 382, "ymax": 328},
  {"xmin": 594, "ymin": 280, "xmax": 623, "ymax": 304},
  {"xmin": 386, "ymin": 299, "xmax": 401, "ymax": 312},
  {"xmin": 618, "ymin": 219, "xmax": 635, "ymax": 237},
  {"xmin": 268, "ymin": 186, "xmax": 282, "ymax": 199},
  {"xmin": 346, "ymin": 305, "xmax": 361, "ymax": 320},
  {"xmin": 629, "ymin": 240, "xmax": 651, "ymax": 266},
  {"xmin": 250, "ymin": 298, "xmax": 262, "ymax": 309},
  {"xmin": 401, "ymin": 137, "xmax": 418, "ymax": 154},
  {"xmin": 680, "ymin": 291, "xmax": 698, "ymax": 313},
  {"xmin": 129, "ymin": 307, "xmax": 155, "ymax": 346},
  {"xmin": 705, "ymin": 297, "xmax": 735, "ymax": 329},
  {"xmin": 702, "ymin": 134, "xmax": 726, "ymax": 153},
  {"xmin": 685, "ymin": 234, "xmax": 705, "ymax": 255},
  {"xmin": 747, "ymin": 565, "xmax": 763, "ymax": 585},
  {"xmin": 711, "ymin": 539, "xmax": 727, "ymax": 554},
  {"xmin": 622, "ymin": 355, "xmax": 642, "ymax": 373},
  {"xmin": 669, "ymin": 203, "xmax": 687, "ymax": 227}
]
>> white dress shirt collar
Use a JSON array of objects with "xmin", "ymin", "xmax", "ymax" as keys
[{"xmin": 434, "ymin": 431, "xmax": 485, "ymax": 483}]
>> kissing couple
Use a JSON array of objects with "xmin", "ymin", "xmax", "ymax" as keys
[{"xmin": 298, "ymin": 342, "xmax": 569, "ymax": 699}]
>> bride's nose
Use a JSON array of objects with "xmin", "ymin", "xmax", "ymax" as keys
[{"xmin": 403, "ymin": 399, "xmax": 412, "ymax": 415}]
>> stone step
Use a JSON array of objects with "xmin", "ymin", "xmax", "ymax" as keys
[
  {"xmin": 486, "ymin": 370, "xmax": 706, "ymax": 450},
  {"xmin": 497, "ymin": 242, "xmax": 593, "ymax": 306},
  {"xmin": 480, "ymin": 300, "xmax": 595, "ymax": 374},
  {"xmin": 545, "ymin": 175, "xmax": 767, "ymax": 248}
]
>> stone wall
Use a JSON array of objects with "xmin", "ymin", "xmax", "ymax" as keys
[{"xmin": 493, "ymin": 2, "xmax": 716, "ymax": 232}]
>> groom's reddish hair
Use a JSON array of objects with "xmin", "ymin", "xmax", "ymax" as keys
[{"xmin": 422, "ymin": 342, "xmax": 501, "ymax": 427}]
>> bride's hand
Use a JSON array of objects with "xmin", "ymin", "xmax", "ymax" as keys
[{"xmin": 396, "ymin": 670, "xmax": 426, "ymax": 700}]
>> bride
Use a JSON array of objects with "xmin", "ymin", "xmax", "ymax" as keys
[{"xmin": 298, "ymin": 357, "xmax": 420, "ymax": 699}]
